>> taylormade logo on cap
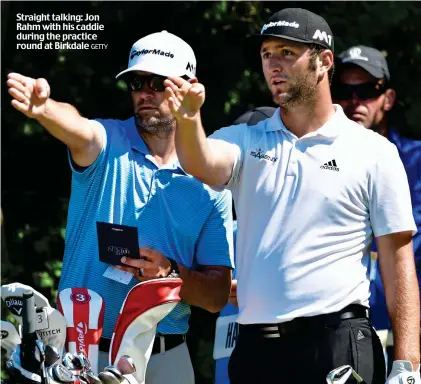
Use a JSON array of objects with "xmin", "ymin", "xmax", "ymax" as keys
[
  {"xmin": 130, "ymin": 49, "xmax": 174, "ymax": 60},
  {"xmin": 261, "ymin": 20, "xmax": 299, "ymax": 33},
  {"xmin": 255, "ymin": 8, "xmax": 335, "ymax": 52},
  {"xmin": 116, "ymin": 31, "xmax": 196, "ymax": 79}
]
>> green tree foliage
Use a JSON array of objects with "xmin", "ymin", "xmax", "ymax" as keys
[{"xmin": 2, "ymin": 2, "xmax": 421, "ymax": 382}]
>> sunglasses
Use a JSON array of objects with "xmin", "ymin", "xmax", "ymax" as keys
[
  {"xmin": 128, "ymin": 74, "xmax": 191, "ymax": 93},
  {"xmin": 128, "ymin": 74, "xmax": 168, "ymax": 92},
  {"xmin": 333, "ymin": 82, "xmax": 386, "ymax": 101}
]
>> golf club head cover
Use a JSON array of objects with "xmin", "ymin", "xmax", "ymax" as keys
[
  {"xmin": 1, "ymin": 320, "xmax": 21, "ymax": 358},
  {"xmin": 35, "ymin": 307, "xmax": 67, "ymax": 359},
  {"xmin": 1, "ymin": 283, "xmax": 51, "ymax": 329},
  {"xmin": 109, "ymin": 278, "xmax": 182, "ymax": 383},
  {"xmin": 6, "ymin": 345, "xmax": 41, "ymax": 383},
  {"xmin": 57, "ymin": 288, "xmax": 105, "ymax": 375}
]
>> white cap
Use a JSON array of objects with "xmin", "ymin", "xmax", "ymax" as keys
[{"xmin": 116, "ymin": 31, "xmax": 196, "ymax": 79}]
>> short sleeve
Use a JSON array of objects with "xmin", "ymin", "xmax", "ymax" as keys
[
  {"xmin": 68, "ymin": 119, "xmax": 108, "ymax": 182},
  {"xmin": 195, "ymin": 189, "xmax": 235, "ymax": 269},
  {"xmin": 369, "ymin": 143, "xmax": 417, "ymax": 237},
  {"xmin": 209, "ymin": 124, "xmax": 246, "ymax": 189}
]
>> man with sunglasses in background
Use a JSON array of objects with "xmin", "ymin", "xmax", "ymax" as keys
[
  {"xmin": 334, "ymin": 45, "xmax": 421, "ymax": 375},
  {"xmin": 6, "ymin": 31, "xmax": 234, "ymax": 384}
]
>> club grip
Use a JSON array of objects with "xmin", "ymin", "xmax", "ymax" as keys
[
  {"xmin": 20, "ymin": 289, "xmax": 40, "ymax": 373},
  {"xmin": 22, "ymin": 290, "xmax": 36, "ymax": 335}
]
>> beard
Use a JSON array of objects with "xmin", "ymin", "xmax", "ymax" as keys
[
  {"xmin": 271, "ymin": 58, "xmax": 319, "ymax": 110},
  {"xmin": 273, "ymin": 71, "xmax": 318, "ymax": 110},
  {"xmin": 134, "ymin": 112, "xmax": 176, "ymax": 134}
]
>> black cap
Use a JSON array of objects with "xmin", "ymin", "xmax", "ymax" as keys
[
  {"xmin": 252, "ymin": 8, "xmax": 334, "ymax": 52},
  {"xmin": 337, "ymin": 45, "xmax": 390, "ymax": 81},
  {"xmin": 233, "ymin": 107, "xmax": 276, "ymax": 125}
]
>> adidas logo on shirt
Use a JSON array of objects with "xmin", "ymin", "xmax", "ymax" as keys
[
  {"xmin": 320, "ymin": 159, "xmax": 339, "ymax": 171},
  {"xmin": 357, "ymin": 330, "xmax": 365, "ymax": 341}
]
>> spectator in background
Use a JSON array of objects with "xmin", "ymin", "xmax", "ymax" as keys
[
  {"xmin": 214, "ymin": 107, "xmax": 276, "ymax": 384},
  {"xmin": 334, "ymin": 45, "xmax": 421, "ymax": 370}
]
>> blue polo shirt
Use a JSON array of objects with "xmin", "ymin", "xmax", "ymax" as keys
[
  {"xmin": 369, "ymin": 127, "xmax": 421, "ymax": 330},
  {"xmin": 58, "ymin": 117, "xmax": 234, "ymax": 338}
]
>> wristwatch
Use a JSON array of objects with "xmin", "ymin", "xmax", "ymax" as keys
[{"xmin": 167, "ymin": 258, "xmax": 180, "ymax": 278}]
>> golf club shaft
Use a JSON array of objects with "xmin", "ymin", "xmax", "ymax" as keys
[{"xmin": 20, "ymin": 290, "xmax": 40, "ymax": 373}]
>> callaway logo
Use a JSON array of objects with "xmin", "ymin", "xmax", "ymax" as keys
[
  {"xmin": 70, "ymin": 292, "xmax": 91, "ymax": 304},
  {"xmin": 76, "ymin": 321, "xmax": 88, "ymax": 352},
  {"xmin": 5, "ymin": 297, "xmax": 23, "ymax": 316},
  {"xmin": 407, "ymin": 377, "xmax": 415, "ymax": 384},
  {"xmin": 1, "ymin": 330, "xmax": 8, "ymax": 339},
  {"xmin": 312, "ymin": 29, "xmax": 332, "ymax": 46},
  {"xmin": 130, "ymin": 48, "xmax": 174, "ymax": 60},
  {"xmin": 261, "ymin": 20, "xmax": 299, "ymax": 33},
  {"xmin": 250, "ymin": 148, "xmax": 278, "ymax": 163},
  {"xmin": 108, "ymin": 245, "xmax": 131, "ymax": 256}
]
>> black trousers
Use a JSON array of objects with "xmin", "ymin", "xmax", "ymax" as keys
[{"xmin": 228, "ymin": 316, "xmax": 386, "ymax": 384}]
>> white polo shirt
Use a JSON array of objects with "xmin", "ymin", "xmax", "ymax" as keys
[{"xmin": 210, "ymin": 105, "xmax": 417, "ymax": 325}]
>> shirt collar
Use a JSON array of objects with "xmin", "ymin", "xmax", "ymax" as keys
[
  {"xmin": 265, "ymin": 104, "xmax": 344, "ymax": 139},
  {"xmin": 126, "ymin": 117, "xmax": 149, "ymax": 154},
  {"xmin": 125, "ymin": 117, "xmax": 187, "ymax": 175}
]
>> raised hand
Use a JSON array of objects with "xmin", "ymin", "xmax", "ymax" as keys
[
  {"xmin": 6, "ymin": 73, "xmax": 50, "ymax": 119},
  {"xmin": 164, "ymin": 76, "xmax": 205, "ymax": 120}
]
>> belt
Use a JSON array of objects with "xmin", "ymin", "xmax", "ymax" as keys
[
  {"xmin": 99, "ymin": 334, "xmax": 186, "ymax": 355},
  {"xmin": 241, "ymin": 304, "xmax": 369, "ymax": 339}
]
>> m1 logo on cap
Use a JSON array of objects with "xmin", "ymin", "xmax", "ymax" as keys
[
  {"xmin": 1, "ymin": 330, "xmax": 8, "ymax": 339},
  {"xmin": 312, "ymin": 30, "xmax": 332, "ymax": 46},
  {"xmin": 70, "ymin": 292, "xmax": 91, "ymax": 304},
  {"xmin": 5, "ymin": 296, "xmax": 23, "ymax": 316},
  {"xmin": 186, "ymin": 62, "xmax": 195, "ymax": 73}
]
